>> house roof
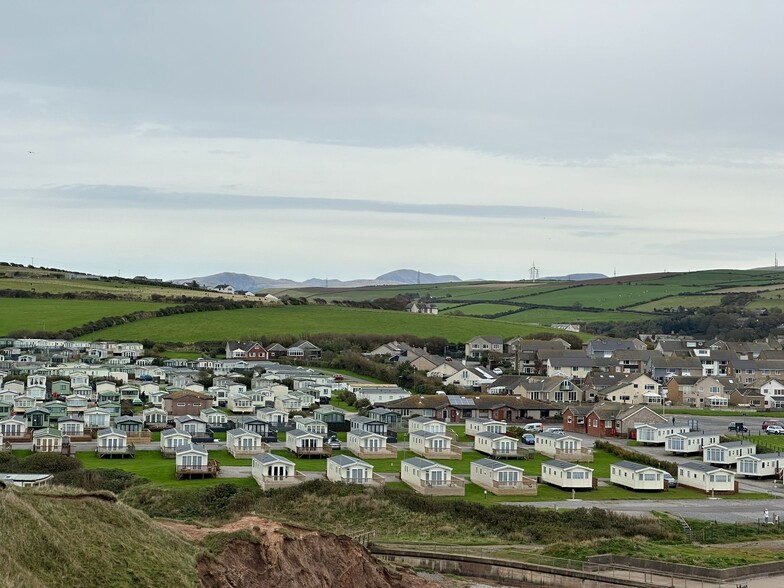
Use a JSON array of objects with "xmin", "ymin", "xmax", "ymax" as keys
[
  {"xmin": 543, "ymin": 459, "xmax": 593, "ymax": 471},
  {"xmin": 329, "ymin": 455, "xmax": 370, "ymax": 468},
  {"xmin": 402, "ymin": 457, "xmax": 450, "ymax": 470},
  {"xmin": 679, "ymin": 461, "xmax": 730, "ymax": 474},
  {"xmin": 175, "ymin": 443, "xmax": 208, "ymax": 455},
  {"xmin": 163, "ymin": 390, "xmax": 211, "ymax": 400},
  {"xmin": 473, "ymin": 458, "xmax": 524, "ymax": 471},
  {"xmin": 613, "ymin": 460, "xmax": 662, "ymax": 472},
  {"xmin": 254, "ymin": 453, "xmax": 294, "ymax": 466}
]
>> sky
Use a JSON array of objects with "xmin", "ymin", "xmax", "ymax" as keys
[{"xmin": 1, "ymin": 1, "xmax": 783, "ymax": 282}]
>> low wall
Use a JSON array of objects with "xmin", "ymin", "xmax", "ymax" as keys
[{"xmin": 587, "ymin": 554, "xmax": 784, "ymax": 582}]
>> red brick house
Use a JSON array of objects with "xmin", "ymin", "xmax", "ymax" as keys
[
  {"xmin": 562, "ymin": 406, "xmax": 592, "ymax": 434},
  {"xmin": 581, "ymin": 402, "xmax": 667, "ymax": 438},
  {"xmin": 225, "ymin": 341, "xmax": 268, "ymax": 360},
  {"xmin": 163, "ymin": 390, "xmax": 213, "ymax": 417}
]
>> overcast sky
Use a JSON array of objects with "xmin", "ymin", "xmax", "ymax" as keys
[{"xmin": 2, "ymin": 1, "xmax": 782, "ymax": 281}]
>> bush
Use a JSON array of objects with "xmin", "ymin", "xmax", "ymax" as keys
[
  {"xmin": 16, "ymin": 453, "xmax": 83, "ymax": 474},
  {"xmin": 593, "ymin": 440, "xmax": 678, "ymax": 475},
  {"xmin": 53, "ymin": 469, "xmax": 149, "ymax": 493}
]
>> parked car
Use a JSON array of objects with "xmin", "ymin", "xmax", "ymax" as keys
[
  {"xmin": 326, "ymin": 436, "xmax": 341, "ymax": 450},
  {"xmin": 727, "ymin": 422, "xmax": 749, "ymax": 433},
  {"xmin": 521, "ymin": 433, "xmax": 536, "ymax": 445},
  {"xmin": 663, "ymin": 472, "xmax": 677, "ymax": 488},
  {"xmin": 763, "ymin": 420, "xmax": 782, "ymax": 431},
  {"xmin": 766, "ymin": 424, "xmax": 784, "ymax": 435},
  {"xmin": 544, "ymin": 427, "xmax": 564, "ymax": 434},
  {"xmin": 522, "ymin": 423, "xmax": 544, "ymax": 433}
]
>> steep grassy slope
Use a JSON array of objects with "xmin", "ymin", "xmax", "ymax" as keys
[{"xmin": 0, "ymin": 487, "xmax": 199, "ymax": 588}]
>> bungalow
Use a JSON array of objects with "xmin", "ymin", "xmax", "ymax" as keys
[
  {"xmin": 474, "ymin": 431, "xmax": 524, "ymax": 459},
  {"xmin": 313, "ymin": 406, "xmax": 346, "ymax": 426},
  {"xmin": 666, "ymin": 432, "xmax": 720, "ymax": 455},
  {"xmin": 465, "ymin": 417, "xmax": 507, "ymax": 437},
  {"xmin": 143, "ymin": 407, "xmax": 169, "ymax": 428},
  {"xmin": 252, "ymin": 453, "xmax": 305, "ymax": 490},
  {"xmin": 470, "ymin": 458, "xmax": 537, "ymax": 496},
  {"xmin": 535, "ymin": 432, "xmax": 593, "ymax": 462},
  {"xmin": 25, "ymin": 407, "xmax": 51, "ymax": 430},
  {"xmin": 703, "ymin": 441, "xmax": 757, "ymax": 466},
  {"xmin": 163, "ymin": 390, "xmax": 213, "ymax": 417},
  {"xmin": 286, "ymin": 340, "xmax": 322, "ymax": 360},
  {"xmin": 347, "ymin": 429, "xmax": 397, "ymax": 459},
  {"xmin": 160, "ymin": 428, "xmax": 192, "ymax": 458},
  {"xmin": 561, "ymin": 406, "xmax": 592, "ymax": 435},
  {"xmin": 326, "ymin": 455, "xmax": 383, "ymax": 486},
  {"xmin": 32, "ymin": 427, "xmax": 65, "ymax": 454},
  {"xmin": 678, "ymin": 461, "xmax": 736, "ymax": 494},
  {"xmin": 635, "ymin": 423, "xmax": 691, "ymax": 445},
  {"xmin": 95, "ymin": 428, "xmax": 134, "ymax": 458},
  {"xmin": 175, "ymin": 444, "xmax": 217, "ymax": 479},
  {"xmin": 173, "ymin": 415, "xmax": 212, "ymax": 442},
  {"xmin": 286, "ymin": 429, "xmax": 330, "ymax": 458},
  {"xmin": 257, "ymin": 407, "xmax": 288, "ymax": 426},
  {"xmin": 400, "ymin": 457, "xmax": 464, "ymax": 496},
  {"xmin": 736, "ymin": 453, "xmax": 784, "ymax": 478},
  {"xmin": 409, "ymin": 430, "xmax": 461, "ymax": 459},
  {"xmin": 226, "ymin": 428, "xmax": 268, "ymax": 458},
  {"xmin": 83, "ymin": 407, "xmax": 112, "ymax": 429},
  {"xmin": 0, "ymin": 416, "xmax": 27, "ymax": 439},
  {"xmin": 583, "ymin": 402, "xmax": 668, "ymax": 438},
  {"xmin": 610, "ymin": 461, "xmax": 667, "ymax": 491},
  {"xmin": 227, "ymin": 394, "xmax": 254, "ymax": 414},
  {"xmin": 540, "ymin": 460, "xmax": 594, "ymax": 490}
]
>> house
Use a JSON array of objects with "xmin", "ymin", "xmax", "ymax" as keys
[
  {"xmin": 465, "ymin": 417, "xmax": 507, "ymax": 437},
  {"xmin": 213, "ymin": 284, "xmax": 235, "ymax": 294},
  {"xmin": 409, "ymin": 430, "xmax": 461, "ymax": 459},
  {"xmin": 647, "ymin": 356, "xmax": 703, "ymax": 382},
  {"xmin": 326, "ymin": 455, "xmax": 383, "ymax": 486},
  {"xmin": 225, "ymin": 341, "xmax": 268, "ymax": 360},
  {"xmin": 702, "ymin": 441, "xmax": 756, "ymax": 466},
  {"xmin": 347, "ymin": 429, "xmax": 397, "ymax": 459},
  {"xmin": 95, "ymin": 428, "xmax": 134, "ymax": 458},
  {"xmin": 610, "ymin": 461, "xmax": 667, "ymax": 491},
  {"xmin": 368, "ymin": 394, "xmax": 558, "ymax": 423},
  {"xmin": 465, "ymin": 336, "xmax": 504, "ymax": 358},
  {"xmin": 586, "ymin": 338, "xmax": 645, "ymax": 359},
  {"xmin": 286, "ymin": 340, "xmax": 322, "ymax": 360},
  {"xmin": 535, "ymin": 432, "xmax": 593, "ymax": 462},
  {"xmin": 163, "ymin": 390, "xmax": 213, "ymax": 417},
  {"xmin": 252, "ymin": 453, "xmax": 305, "ymax": 490},
  {"xmin": 226, "ymin": 427, "xmax": 269, "ymax": 458},
  {"xmin": 443, "ymin": 365, "xmax": 497, "ymax": 389},
  {"xmin": 598, "ymin": 374, "xmax": 662, "ymax": 405},
  {"xmin": 400, "ymin": 457, "xmax": 464, "ymax": 496},
  {"xmin": 473, "ymin": 431, "xmax": 524, "ymax": 459},
  {"xmin": 143, "ymin": 407, "xmax": 169, "ymax": 428},
  {"xmin": 665, "ymin": 432, "xmax": 720, "ymax": 455},
  {"xmin": 540, "ymin": 460, "xmax": 594, "ymax": 490},
  {"xmin": 405, "ymin": 300, "xmax": 438, "ymax": 315},
  {"xmin": 635, "ymin": 422, "xmax": 691, "ymax": 445},
  {"xmin": 545, "ymin": 357, "xmax": 596, "ymax": 381},
  {"xmin": 0, "ymin": 416, "xmax": 27, "ymax": 439},
  {"xmin": 257, "ymin": 407, "xmax": 288, "ymax": 426},
  {"xmin": 32, "ymin": 427, "xmax": 66, "ymax": 454},
  {"xmin": 470, "ymin": 458, "xmax": 536, "ymax": 496},
  {"xmin": 736, "ymin": 453, "xmax": 784, "ymax": 478},
  {"xmin": 160, "ymin": 428, "xmax": 192, "ymax": 458},
  {"xmin": 677, "ymin": 461, "xmax": 736, "ymax": 494},
  {"xmin": 83, "ymin": 407, "xmax": 112, "ymax": 429},
  {"xmin": 313, "ymin": 406, "xmax": 346, "ymax": 426},
  {"xmin": 175, "ymin": 444, "xmax": 217, "ymax": 479},
  {"xmin": 582, "ymin": 403, "xmax": 668, "ymax": 438},
  {"xmin": 285, "ymin": 429, "xmax": 330, "ymax": 458},
  {"xmin": 173, "ymin": 415, "xmax": 212, "ymax": 442},
  {"xmin": 561, "ymin": 406, "xmax": 592, "ymax": 435}
]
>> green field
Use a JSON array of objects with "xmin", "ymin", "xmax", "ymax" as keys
[
  {"xmin": 443, "ymin": 303, "xmax": 520, "ymax": 316},
  {"xmin": 502, "ymin": 308, "xmax": 654, "ymax": 324},
  {"xmin": 519, "ymin": 284, "xmax": 704, "ymax": 310},
  {"xmin": 0, "ymin": 298, "xmax": 172, "ymax": 335},
  {"xmin": 85, "ymin": 305, "xmax": 583, "ymax": 343},
  {"xmin": 629, "ymin": 294, "xmax": 724, "ymax": 312}
]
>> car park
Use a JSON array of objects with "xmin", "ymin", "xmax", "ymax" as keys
[
  {"xmin": 728, "ymin": 422, "xmax": 749, "ymax": 433},
  {"xmin": 766, "ymin": 424, "xmax": 784, "ymax": 435}
]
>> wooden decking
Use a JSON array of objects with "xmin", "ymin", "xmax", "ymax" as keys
[
  {"xmin": 551, "ymin": 448, "xmax": 594, "ymax": 463},
  {"xmin": 227, "ymin": 442, "xmax": 271, "ymax": 458},
  {"xmin": 254, "ymin": 471, "xmax": 307, "ymax": 490},
  {"xmin": 293, "ymin": 446, "xmax": 332, "ymax": 458},
  {"xmin": 176, "ymin": 460, "xmax": 220, "ymax": 480},
  {"xmin": 404, "ymin": 476, "xmax": 465, "ymax": 496},
  {"xmin": 95, "ymin": 443, "xmax": 136, "ymax": 459},
  {"xmin": 350, "ymin": 445, "xmax": 398, "ymax": 460},
  {"xmin": 473, "ymin": 476, "xmax": 538, "ymax": 496},
  {"xmin": 415, "ymin": 447, "xmax": 463, "ymax": 460}
]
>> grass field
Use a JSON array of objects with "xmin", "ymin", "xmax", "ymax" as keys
[
  {"xmin": 442, "ymin": 303, "xmax": 520, "ymax": 316},
  {"xmin": 629, "ymin": 294, "xmax": 724, "ymax": 312},
  {"xmin": 85, "ymin": 305, "xmax": 584, "ymax": 343},
  {"xmin": 0, "ymin": 298, "xmax": 172, "ymax": 335},
  {"xmin": 519, "ymin": 284, "xmax": 704, "ymax": 310},
  {"xmin": 501, "ymin": 308, "xmax": 654, "ymax": 324}
]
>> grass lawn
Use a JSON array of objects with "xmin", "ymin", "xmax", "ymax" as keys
[
  {"xmin": 156, "ymin": 350, "xmax": 203, "ymax": 360},
  {"xmin": 318, "ymin": 368, "xmax": 390, "ymax": 385},
  {"xmin": 446, "ymin": 424, "xmax": 472, "ymax": 443},
  {"xmin": 519, "ymin": 284, "xmax": 704, "ymax": 310},
  {"xmin": 84, "ymin": 305, "xmax": 581, "ymax": 343},
  {"xmin": 502, "ymin": 308, "xmax": 654, "ymax": 325},
  {"xmin": 75, "ymin": 450, "xmax": 255, "ymax": 487},
  {"xmin": 327, "ymin": 394, "xmax": 356, "ymax": 412},
  {"xmin": 0, "ymin": 298, "xmax": 172, "ymax": 335}
]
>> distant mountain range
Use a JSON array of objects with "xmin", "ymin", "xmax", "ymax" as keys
[
  {"xmin": 172, "ymin": 269, "xmax": 463, "ymax": 292},
  {"xmin": 543, "ymin": 273, "xmax": 608, "ymax": 281}
]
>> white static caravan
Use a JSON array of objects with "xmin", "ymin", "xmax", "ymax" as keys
[
  {"xmin": 678, "ymin": 461, "xmax": 736, "ymax": 493},
  {"xmin": 534, "ymin": 432, "xmax": 593, "ymax": 462},
  {"xmin": 702, "ymin": 441, "xmax": 757, "ymax": 466},
  {"xmin": 465, "ymin": 417, "xmax": 507, "ymax": 437},
  {"xmin": 400, "ymin": 457, "xmax": 464, "ymax": 496},
  {"xmin": 470, "ymin": 458, "xmax": 536, "ymax": 496},
  {"xmin": 635, "ymin": 422, "xmax": 691, "ymax": 445},
  {"xmin": 226, "ymin": 427, "xmax": 268, "ymax": 458},
  {"xmin": 407, "ymin": 416, "xmax": 447, "ymax": 435},
  {"xmin": 252, "ymin": 453, "xmax": 305, "ymax": 490},
  {"xmin": 347, "ymin": 429, "xmax": 397, "ymax": 459},
  {"xmin": 540, "ymin": 460, "xmax": 594, "ymax": 490},
  {"xmin": 610, "ymin": 460, "xmax": 666, "ymax": 491},
  {"xmin": 326, "ymin": 455, "xmax": 383, "ymax": 486},
  {"xmin": 285, "ymin": 429, "xmax": 330, "ymax": 458},
  {"xmin": 409, "ymin": 430, "xmax": 462, "ymax": 460},
  {"xmin": 665, "ymin": 432, "xmax": 720, "ymax": 455},
  {"xmin": 256, "ymin": 407, "xmax": 288, "ymax": 426},
  {"xmin": 473, "ymin": 432, "xmax": 522, "ymax": 459},
  {"xmin": 736, "ymin": 453, "xmax": 784, "ymax": 478},
  {"xmin": 160, "ymin": 428, "xmax": 192, "ymax": 457}
]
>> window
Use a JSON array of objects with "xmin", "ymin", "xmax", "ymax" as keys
[
  {"xmin": 566, "ymin": 416, "xmax": 573, "ymax": 424},
  {"xmin": 177, "ymin": 402, "xmax": 186, "ymax": 407}
]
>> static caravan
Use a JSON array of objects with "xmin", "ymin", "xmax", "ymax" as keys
[
  {"xmin": 736, "ymin": 453, "xmax": 784, "ymax": 478},
  {"xmin": 465, "ymin": 417, "xmax": 507, "ymax": 437},
  {"xmin": 400, "ymin": 457, "xmax": 464, "ymax": 496},
  {"xmin": 409, "ymin": 430, "xmax": 461, "ymax": 459},
  {"xmin": 635, "ymin": 423, "xmax": 691, "ymax": 445},
  {"xmin": 347, "ymin": 429, "xmax": 397, "ymax": 459},
  {"xmin": 540, "ymin": 460, "xmax": 594, "ymax": 490},
  {"xmin": 610, "ymin": 460, "xmax": 666, "ymax": 491},
  {"xmin": 535, "ymin": 432, "xmax": 593, "ymax": 462},
  {"xmin": 226, "ymin": 427, "xmax": 268, "ymax": 458},
  {"xmin": 407, "ymin": 416, "xmax": 446, "ymax": 435},
  {"xmin": 160, "ymin": 428, "xmax": 192, "ymax": 457},
  {"xmin": 473, "ymin": 432, "xmax": 522, "ymax": 459},
  {"xmin": 286, "ymin": 429, "xmax": 330, "ymax": 458},
  {"xmin": 703, "ymin": 442, "xmax": 756, "ymax": 466},
  {"xmin": 470, "ymin": 458, "xmax": 536, "ymax": 496},
  {"xmin": 326, "ymin": 455, "xmax": 383, "ymax": 486},
  {"xmin": 678, "ymin": 461, "xmax": 736, "ymax": 494},
  {"xmin": 252, "ymin": 453, "xmax": 305, "ymax": 490},
  {"xmin": 665, "ymin": 432, "xmax": 720, "ymax": 455}
]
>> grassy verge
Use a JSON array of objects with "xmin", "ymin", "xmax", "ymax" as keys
[{"xmin": 655, "ymin": 407, "xmax": 784, "ymax": 418}]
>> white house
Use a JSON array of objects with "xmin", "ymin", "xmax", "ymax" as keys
[
  {"xmin": 610, "ymin": 461, "xmax": 667, "ymax": 491},
  {"xmin": 465, "ymin": 417, "xmax": 507, "ymax": 437},
  {"xmin": 736, "ymin": 453, "xmax": 784, "ymax": 478},
  {"xmin": 83, "ymin": 407, "xmax": 111, "ymax": 429},
  {"xmin": 0, "ymin": 416, "xmax": 27, "ymax": 438},
  {"xmin": 702, "ymin": 441, "xmax": 757, "ymax": 466},
  {"xmin": 226, "ymin": 427, "xmax": 268, "ymax": 458},
  {"xmin": 473, "ymin": 432, "xmax": 522, "ymax": 459},
  {"xmin": 257, "ymin": 407, "xmax": 288, "ymax": 425},
  {"xmin": 470, "ymin": 458, "xmax": 536, "ymax": 496},
  {"xmin": 635, "ymin": 423, "xmax": 691, "ymax": 445},
  {"xmin": 665, "ymin": 432, "xmax": 720, "ymax": 455},
  {"xmin": 541, "ymin": 460, "xmax": 594, "ymax": 490},
  {"xmin": 347, "ymin": 429, "xmax": 397, "ymax": 459},
  {"xmin": 160, "ymin": 428, "xmax": 192, "ymax": 457},
  {"xmin": 678, "ymin": 461, "xmax": 736, "ymax": 493},
  {"xmin": 285, "ymin": 429, "xmax": 330, "ymax": 458},
  {"xmin": 326, "ymin": 455, "xmax": 383, "ymax": 486},
  {"xmin": 407, "ymin": 416, "xmax": 447, "ymax": 434},
  {"xmin": 409, "ymin": 430, "xmax": 461, "ymax": 459},
  {"xmin": 174, "ymin": 443, "xmax": 216, "ymax": 479},
  {"xmin": 400, "ymin": 457, "xmax": 464, "ymax": 496},
  {"xmin": 227, "ymin": 394, "xmax": 254, "ymax": 414},
  {"xmin": 294, "ymin": 417, "xmax": 328, "ymax": 436},
  {"xmin": 252, "ymin": 453, "xmax": 305, "ymax": 490},
  {"xmin": 535, "ymin": 432, "xmax": 593, "ymax": 462},
  {"xmin": 95, "ymin": 428, "xmax": 133, "ymax": 458}
]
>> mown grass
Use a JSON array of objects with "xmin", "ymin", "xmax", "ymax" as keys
[
  {"xmin": 501, "ymin": 308, "xmax": 653, "ymax": 324},
  {"xmin": 0, "ymin": 487, "xmax": 199, "ymax": 587},
  {"xmin": 629, "ymin": 294, "xmax": 724, "ymax": 312},
  {"xmin": 520, "ymin": 284, "xmax": 704, "ymax": 310},
  {"xmin": 0, "ymin": 298, "xmax": 172, "ymax": 335},
  {"xmin": 85, "ymin": 305, "xmax": 582, "ymax": 343}
]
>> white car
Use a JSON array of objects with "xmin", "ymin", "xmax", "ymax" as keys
[
  {"xmin": 544, "ymin": 427, "xmax": 564, "ymax": 434},
  {"xmin": 522, "ymin": 423, "xmax": 543, "ymax": 433},
  {"xmin": 766, "ymin": 424, "xmax": 784, "ymax": 435}
]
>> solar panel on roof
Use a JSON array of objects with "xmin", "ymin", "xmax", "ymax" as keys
[{"xmin": 447, "ymin": 395, "xmax": 475, "ymax": 406}]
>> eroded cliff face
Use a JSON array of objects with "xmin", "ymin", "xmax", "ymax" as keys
[{"xmin": 163, "ymin": 516, "xmax": 436, "ymax": 588}]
